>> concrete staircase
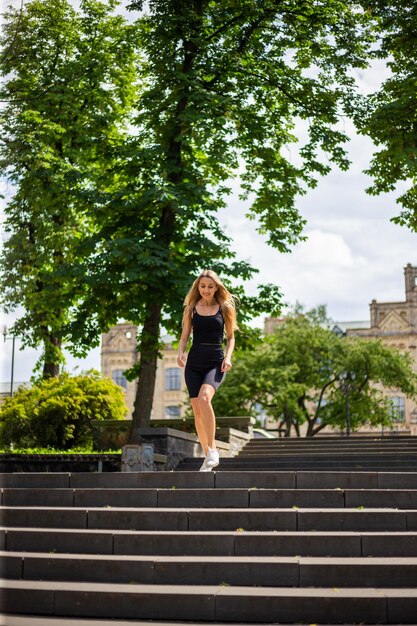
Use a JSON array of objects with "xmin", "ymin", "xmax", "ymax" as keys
[
  {"xmin": 1, "ymin": 462, "xmax": 417, "ymax": 624},
  {"xmin": 177, "ymin": 435, "xmax": 417, "ymax": 471}
]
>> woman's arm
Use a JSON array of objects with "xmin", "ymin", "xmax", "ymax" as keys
[
  {"xmin": 177, "ymin": 311, "xmax": 192, "ymax": 367},
  {"xmin": 221, "ymin": 331, "xmax": 235, "ymax": 372}
]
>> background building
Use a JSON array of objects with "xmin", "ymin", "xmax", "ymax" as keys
[
  {"xmin": 101, "ymin": 322, "xmax": 138, "ymax": 416},
  {"xmin": 345, "ymin": 263, "xmax": 417, "ymax": 432},
  {"xmin": 101, "ymin": 325, "xmax": 188, "ymax": 419}
]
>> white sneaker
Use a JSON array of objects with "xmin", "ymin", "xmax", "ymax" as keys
[
  {"xmin": 199, "ymin": 457, "xmax": 211, "ymax": 472},
  {"xmin": 204, "ymin": 446, "xmax": 219, "ymax": 470}
]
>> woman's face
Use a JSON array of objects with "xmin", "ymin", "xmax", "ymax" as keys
[{"xmin": 198, "ymin": 277, "xmax": 218, "ymax": 300}]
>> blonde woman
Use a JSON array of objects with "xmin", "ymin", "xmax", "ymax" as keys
[{"xmin": 177, "ymin": 270, "xmax": 238, "ymax": 471}]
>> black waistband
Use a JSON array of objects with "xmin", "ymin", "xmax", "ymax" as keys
[{"xmin": 193, "ymin": 342, "xmax": 222, "ymax": 346}]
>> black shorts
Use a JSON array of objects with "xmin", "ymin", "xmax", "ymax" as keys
[{"xmin": 185, "ymin": 344, "xmax": 225, "ymax": 398}]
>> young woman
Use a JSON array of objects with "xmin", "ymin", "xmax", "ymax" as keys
[{"xmin": 177, "ymin": 269, "xmax": 237, "ymax": 471}]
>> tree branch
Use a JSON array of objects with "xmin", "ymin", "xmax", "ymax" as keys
[
  {"xmin": 1, "ymin": 0, "xmax": 25, "ymax": 65},
  {"xmin": 314, "ymin": 376, "xmax": 338, "ymax": 420}
]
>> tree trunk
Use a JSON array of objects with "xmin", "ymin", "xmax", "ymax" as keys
[
  {"xmin": 283, "ymin": 406, "xmax": 292, "ymax": 437},
  {"xmin": 306, "ymin": 418, "xmax": 318, "ymax": 437},
  {"xmin": 129, "ymin": 300, "xmax": 162, "ymax": 442},
  {"xmin": 293, "ymin": 417, "xmax": 301, "ymax": 437},
  {"xmin": 42, "ymin": 335, "xmax": 62, "ymax": 378},
  {"xmin": 311, "ymin": 422, "xmax": 327, "ymax": 437},
  {"xmin": 129, "ymin": 10, "xmax": 200, "ymax": 441}
]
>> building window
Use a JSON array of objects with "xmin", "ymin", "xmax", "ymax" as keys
[
  {"xmin": 165, "ymin": 367, "xmax": 181, "ymax": 391},
  {"xmin": 390, "ymin": 396, "xmax": 406, "ymax": 422},
  {"xmin": 112, "ymin": 369, "xmax": 127, "ymax": 389},
  {"xmin": 165, "ymin": 405, "xmax": 181, "ymax": 418}
]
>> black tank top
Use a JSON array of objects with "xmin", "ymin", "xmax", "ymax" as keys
[{"xmin": 192, "ymin": 305, "xmax": 224, "ymax": 345}]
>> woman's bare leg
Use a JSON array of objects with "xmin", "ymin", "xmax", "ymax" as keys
[
  {"xmin": 190, "ymin": 397, "xmax": 209, "ymax": 455},
  {"xmin": 197, "ymin": 384, "xmax": 216, "ymax": 449}
]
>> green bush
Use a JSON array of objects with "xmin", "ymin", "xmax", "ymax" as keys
[{"xmin": 0, "ymin": 370, "xmax": 127, "ymax": 449}]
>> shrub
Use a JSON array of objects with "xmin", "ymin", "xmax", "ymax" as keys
[{"xmin": 0, "ymin": 370, "xmax": 127, "ymax": 449}]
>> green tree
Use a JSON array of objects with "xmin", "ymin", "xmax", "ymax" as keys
[
  {"xmin": 63, "ymin": 0, "xmax": 376, "ymax": 438},
  {"xmin": 354, "ymin": 0, "xmax": 417, "ymax": 228},
  {"xmin": 0, "ymin": 0, "xmax": 137, "ymax": 376},
  {"xmin": 0, "ymin": 371, "xmax": 127, "ymax": 449},
  {"xmin": 213, "ymin": 309, "xmax": 417, "ymax": 436}
]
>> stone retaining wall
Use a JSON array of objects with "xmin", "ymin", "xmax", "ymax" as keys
[
  {"xmin": 0, "ymin": 453, "xmax": 121, "ymax": 473},
  {"xmin": 0, "ymin": 426, "xmax": 243, "ymax": 472}
]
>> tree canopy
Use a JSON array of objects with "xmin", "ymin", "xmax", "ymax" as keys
[
  {"xmin": 2, "ymin": 0, "xmax": 407, "ymax": 437},
  {"xmin": 355, "ymin": 0, "xmax": 417, "ymax": 228},
  {"xmin": 0, "ymin": 0, "xmax": 138, "ymax": 375},
  {"xmin": 70, "ymin": 0, "xmax": 377, "ymax": 436},
  {"xmin": 213, "ymin": 308, "xmax": 417, "ymax": 436}
]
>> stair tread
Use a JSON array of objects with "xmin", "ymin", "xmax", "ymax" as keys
[
  {"xmin": 3, "ymin": 578, "xmax": 417, "ymax": 596},
  {"xmin": 0, "ymin": 618, "xmax": 235, "ymax": 626},
  {"xmin": 4, "ymin": 550, "xmax": 417, "ymax": 564},
  {"xmin": 5, "ymin": 487, "xmax": 417, "ymax": 491},
  {"xmin": 3, "ymin": 618, "xmax": 362, "ymax": 626},
  {"xmin": 4, "ymin": 526, "xmax": 416, "ymax": 535},
  {"xmin": 0, "ymin": 506, "xmax": 416, "ymax": 508}
]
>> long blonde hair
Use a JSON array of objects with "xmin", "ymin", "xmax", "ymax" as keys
[{"xmin": 183, "ymin": 269, "xmax": 238, "ymax": 336}]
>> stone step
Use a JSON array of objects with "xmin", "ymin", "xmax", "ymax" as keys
[
  {"xmin": 215, "ymin": 470, "xmax": 417, "ymax": 489},
  {"xmin": 294, "ymin": 471, "xmax": 417, "ymax": 489},
  {"xmin": 4, "ymin": 488, "xmax": 417, "ymax": 509},
  {"xmin": 244, "ymin": 436, "xmax": 417, "ymax": 448},
  {"xmin": 6, "ymin": 618, "xmax": 378, "ymax": 626},
  {"xmin": 239, "ymin": 449, "xmax": 417, "ymax": 456},
  {"xmin": 176, "ymin": 466, "xmax": 417, "ymax": 473},
  {"xmin": 4, "ymin": 613, "xmax": 402, "ymax": 626},
  {"xmin": 236, "ymin": 446, "xmax": 417, "ymax": 462},
  {"xmin": 3, "ymin": 551, "xmax": 417, "ymax": 588},
  {"xmin": 188, "ymin": 454, "xmax": 417, "ymax": 462},
  {"xmin": 244, "ymin": 440, "xmax": 417, "ymax": 446},
  {"xmin": 0, "ymin": 472, "xmax": 215, "ymax": 489},
  {"xmin": 246, "ymin": 440, "xmax": 417, "ymax": 444},
  {"xmin": 241, "ymin": 444, "xmax": 417, "ymax": 451},
  {"xmin": 247, "ymin": 436, "xmax": 417, "ymax": 444},
  {"xmin": 176, "ymin": 459, "xmax": 417, "ymax": 471},
  {"xmin": 3, "ymin": 528, "xmax": 417, "ymax": 557},
  {"xmin": 3, "ymin": 471, "xmax": 417, "ymax": 489},
  {"xmin": 181, "ymin": 453, "xmax": 417, "ymax": 461},
  {"xmin": 1, "ymin": 579, "xmax": 416, "ymax": 622},
  {"xmin": 1, "ymin": 506, "xmax": 417, "ymax": 531}
]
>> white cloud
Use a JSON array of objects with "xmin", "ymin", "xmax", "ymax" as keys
[
  {"xmin": 291, "ymin": 230, "xmax": 366, "ymax": 270},
  {"xmin": 218, "ymin": 119, "xmax": 417, "ymax": 325}
]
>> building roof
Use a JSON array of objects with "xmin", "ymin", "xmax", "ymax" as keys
[{"xmin": 331, "ymin": 321, "xmax": 370, "ymax": 331}]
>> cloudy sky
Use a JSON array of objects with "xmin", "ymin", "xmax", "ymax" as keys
[
  {"xmin": 222, "ymin": 112, "xmax": 416, "ymax": 325},
  {"xmin": 1, "ymin": 3, "xmax": 416, "ymax": 384}
]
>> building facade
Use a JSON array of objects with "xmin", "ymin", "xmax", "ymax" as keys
[
  {"xmin": 101, "ymin": 325, "xmax": 188, "ymax": 419},
  {"xmin": 345, "ymin": 263, "xmax": 417, "ymax": 432}
]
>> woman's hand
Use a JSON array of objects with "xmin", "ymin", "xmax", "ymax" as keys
[
  {"xmin": 177, "ymin": 352, "xmax": 186, "ymax": 368},
  {"xmin": 221, "ymin": 357, "xmax": 232, "ymax": 373}
]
